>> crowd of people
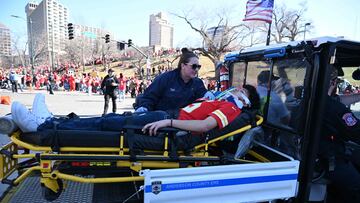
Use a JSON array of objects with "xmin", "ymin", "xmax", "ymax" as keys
[
  {"xmin": 0, "ymin": 64, "xmax": 218, "ymax": 104},
  {"xmin": 0, "ymin": 65, "xmax": 178, "ymax": 98}
]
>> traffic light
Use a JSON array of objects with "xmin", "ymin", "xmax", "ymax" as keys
[
  {"xmin": 128, "ymin": 39, "xmax": 132, "ymax": 47},
  {"xmin": 67, "ymin": 23, "xmax": 74, "ymax": 40},
  {"xmin": 117, "ymin": 41, "xmax": 125, "ymax": 50},
  {"xmin": 105, "ymin": 34, "xmax": 110, "ymax": 43}
]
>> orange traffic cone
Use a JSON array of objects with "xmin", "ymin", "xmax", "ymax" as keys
[{"xmin": 0, "ymin": 96, "xmax": 11, "ymax": 105}]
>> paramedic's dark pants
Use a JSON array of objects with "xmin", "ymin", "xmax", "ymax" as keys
[
  {"xmin": 327, "ymin": 155, "xmax": 360, "ymax": 203},
  {"xmin": 38, "ymin": 111, "xmax": 170, "ymax": 131},
  {"xmin": 103, "ymin": 93, "xmax": 117, "ymax": 115}
]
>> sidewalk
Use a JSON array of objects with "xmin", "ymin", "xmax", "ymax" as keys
[{"xmin": 0, "ymin": 89, "xmax": 135, "ymax": 116}]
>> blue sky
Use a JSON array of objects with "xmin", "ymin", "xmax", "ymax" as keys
[{"xmin": 1, "ymin": 0, "xmax": 360, "ymax": 48}]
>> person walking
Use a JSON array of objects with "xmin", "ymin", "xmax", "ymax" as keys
[
  {"xmin": 101, "ymin": 69, "xmax": 119, "ymax": 116},
  {"xmin": 9, "ymin": 70, "xmax": 18, "ymax": 93},
  {"xmin": 118, "ymin": 73, "xmax": 126, "ymax": 102},
  {"xmin": 48, "ymin": 72, "xmax": 55, "ymax": 95}
]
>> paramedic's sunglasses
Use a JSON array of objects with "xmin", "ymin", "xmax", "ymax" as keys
[{"xmin": 186, "ymin": 63, "xmax": 202, "ymax": 70}]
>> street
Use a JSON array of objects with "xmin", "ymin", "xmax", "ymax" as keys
[{"xmin": 0, "ymin": 89, "xmax": 136, "ymax": 116}]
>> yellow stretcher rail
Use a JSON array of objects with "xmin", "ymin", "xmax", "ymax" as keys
[
  {"xmin": 10, "ymin": 131, "xmax": 128, "ymax": 153},
  {"xmin": 9, "ymin": 115, "xmax": 263, "ymax": 154},
  {"xmin": 195, "ymin": 115, "xmax": 263, "ymax": 150},
  {"xmin": 55, "ymin": 171, "xmax": 144, "ymax": 183},
  {"xmin": 13, "ymin": 166, "xmax": 43, "ymax": 185}
]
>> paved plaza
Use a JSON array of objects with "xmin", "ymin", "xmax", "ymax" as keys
[{"xmin": 0, "ymin": 89, "xmax": 136, "ymax": 116}]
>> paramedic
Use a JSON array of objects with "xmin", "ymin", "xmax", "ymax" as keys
[
  {"xmin": 134, "ymin": 48, "xmax": 213, "ymax": 118},
  {"xmin": 320, "ymin": 71, "xmax": 360, "ymax": 203}
]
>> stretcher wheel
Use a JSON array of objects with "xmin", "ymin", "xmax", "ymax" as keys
[{"xmin": 42, "ymin": 179, "xmax": 63, "ymax": 201}]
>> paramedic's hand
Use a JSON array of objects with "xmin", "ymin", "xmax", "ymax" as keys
[
  {"xmin": 142, "ymin": 119, "xmax": 170, "ymax": 136},
  {"xmin": 135, "ymin": 107, "xmax": 148, "ymax": 113},
  {"xmin": 203, "ymin": 91, "xmax": 215, "ymax": 100}
]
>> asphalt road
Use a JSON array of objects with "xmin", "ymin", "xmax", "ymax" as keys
[{"xmin": 0, "ymin": 89, "xmax": 136, "ymax": 198}]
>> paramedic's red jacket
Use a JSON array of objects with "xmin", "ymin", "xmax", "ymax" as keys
[{"xmin": 178, "ymin": 100, "xmax": 241, "ymax": 129}]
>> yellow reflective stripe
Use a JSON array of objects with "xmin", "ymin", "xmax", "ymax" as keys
[{"xmin": 212, "ymin": 110, "xmax": 228, "ymax": 127}]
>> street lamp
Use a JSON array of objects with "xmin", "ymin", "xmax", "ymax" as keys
[
  {"xmin": 11, "ymin": 15, "xmax": 35, "ymax": 79},
  {"xmin": 48, "ymin": 24, "xmax": 55, "ymax": 72},
  {"xmin": 304, "ymin": 23, "xmax": 311, "ymax": 40}
]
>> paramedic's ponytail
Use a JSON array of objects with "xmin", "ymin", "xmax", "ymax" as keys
[{"xmin": 177, "ymin": 48, "xmax": 198, "ymax": 70}]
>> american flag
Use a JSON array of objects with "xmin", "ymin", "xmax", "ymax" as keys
[{"xmin": 243, "ymin": 0, "xmax": 274, "ymax": 23}]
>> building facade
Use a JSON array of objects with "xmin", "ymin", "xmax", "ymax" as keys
[
  {"xmin": 25, "ymin": 0, "xmax": 68, "ymax": 68},
  {"xmin": 149, "ymin": 12, "xmax": 173, "ymax": 50},
  {"xmin": 0, "ymin": 23, "xmax": 11, "ymax": 56},
  {"xmin": 205, "ymin": 26, "xmax": 227, "ymax": 50}
]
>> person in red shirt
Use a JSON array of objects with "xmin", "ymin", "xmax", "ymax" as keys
[
  {"xmin": 142, "ymin": 84, "xmax": 260, "ymax": 136},
  {"xmin": 68, "ymin": 74, "xmax": 75, "ymax": 91},
  {"xmin": 118, "ymin": 73, "xmax": 126, "ymax": 101}
]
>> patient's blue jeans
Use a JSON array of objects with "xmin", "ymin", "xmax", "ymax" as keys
[{"xmin": 38, "ymin": 111, "xmax": 170, "ymax": 131}]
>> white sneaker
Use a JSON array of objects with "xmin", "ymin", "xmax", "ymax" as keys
[
  {"xmin": 32, "ymin": 93, "xmax": 52, "ymax": 123},
  {"xmin": 11, "ymin": 102, "xmax": 43, "ymax": 133}
]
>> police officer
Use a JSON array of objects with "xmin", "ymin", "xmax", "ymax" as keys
[
  {"xmin": 48, "ymin": 72, "xmax": 55, "ymax": 95},
  {"xmin": 320, "ymin": 71, "xmax": 360, "ymax": 202},
  {"xmin": 135, "ymin": 48, "xmax": 213, "ymax": 118},
  {"xmin": 101, "ymin": 69, "xmax": 119, "ymax": 116}
]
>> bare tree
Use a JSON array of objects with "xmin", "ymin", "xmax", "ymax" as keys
[
  {"xmin": 244, "ymin": 23, "xmax": 267, "ymax": 47},
  {"xmin": 11, "ymin": 35, "xmax": 28, "ymax": 67},
  {"xmin": 173, "ymin": 11, "xmax": 251, "ymax": 67},
  {"xmin": 103, "ymin": 41, "xmax": 118, "ymax": 70},
  {"xmin": 62, "ymin": 38, "xmax": 96, "ymax": 71},
  {"xmin": 166, "ymin": 54, "xmax": 181, "ymax": 70},
  {"xmin": 128, "ymin": 47, "xmax": 149, "ymax": 78},
  {"xmin": 9, "ymin": 31, "xmax": 47, "ymax": 68},
  {"xmin": 259, "ymin": 2, "xmax": 313, "ymax": 43},
  {"xmin": 0, "ymin": 55, "xmax": 14, "ymax": 69},
  {"xmin": 32, "ymin": 31, "xmax": 50, "ymax": 65}
]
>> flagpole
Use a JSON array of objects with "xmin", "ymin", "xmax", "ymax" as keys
[{"xmin": 266, "ymin": 21, "xmax": 272, "ymax": 46}]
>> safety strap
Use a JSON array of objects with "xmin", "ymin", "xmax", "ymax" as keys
[
  {"xmin": 50, "ymin": 121, "xmax": 61, "ymax": 152},
  {"xmin": 169, "ymin": 134, "xmax": 178, "ymax": 160}
]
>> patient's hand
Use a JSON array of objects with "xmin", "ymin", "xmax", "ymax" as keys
[{"xmin": 142, "ymin": 119, "xmax": 171, "ymax": 136}]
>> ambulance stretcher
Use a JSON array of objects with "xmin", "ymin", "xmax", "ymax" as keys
[{"xmin": 0, "ymin": 113, "xmax": 299, "ymax": 202}]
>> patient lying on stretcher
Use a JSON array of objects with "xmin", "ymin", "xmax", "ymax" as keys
[{"xmin": 11, "ymin": 85, "xmax": 260, "ymax": 146}]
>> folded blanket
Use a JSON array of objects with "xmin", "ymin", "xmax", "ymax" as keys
[{"xmin": 0, "ymin": 115, "xmax": 19, "ymax": 135}]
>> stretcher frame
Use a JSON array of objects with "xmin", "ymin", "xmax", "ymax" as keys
[{"xmin": 0, "ymin": 115, "xmax": 264, "ymax": 201}]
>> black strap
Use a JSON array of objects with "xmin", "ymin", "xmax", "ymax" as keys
[
  {"xmin": 51, "ymin": 121, "xmax": 60, "ymax": 152},
  {"xmin": 242, "ymin": 110, "xmax": 257, "ymax": 128},
  {"xmin": 125, "ymin": 131, "xmax": 138, "ymax": 162},
  {"xmin": 169, "ymin": 133, "xmax": 179, "ymax": 160}
]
